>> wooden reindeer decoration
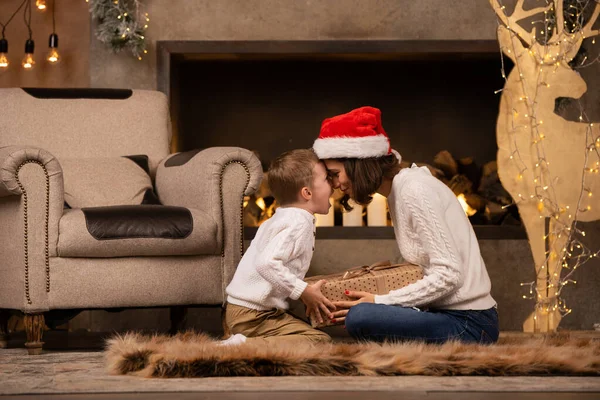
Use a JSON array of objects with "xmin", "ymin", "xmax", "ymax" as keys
[{"xmin": 490, "ymin": 0, "xmax": 600, "ymax": 332}]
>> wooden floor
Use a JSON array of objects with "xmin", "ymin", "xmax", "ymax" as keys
[
  {"xmin": 2, "ymin": 393, "xmax": 600, "ymax": 400},
  {"xmin": 1, "ymin": 331, "xmax": 600, "ymax": 399}
]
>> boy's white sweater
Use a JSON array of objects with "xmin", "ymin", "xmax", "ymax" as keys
[
  {"xmin": 375, "ymin": 164, "xmax": 497, "ymax": 310},
  {"xmin": 226, "ymin": 207, "xmax": 315, "ymax": 311}
]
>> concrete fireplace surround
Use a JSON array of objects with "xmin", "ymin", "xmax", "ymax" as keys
[
  {"xmin": 90, "ymin": 0, "xmax": 500, "ymax": 89},
  {"xmin": 67, "ymin": 0, "xmax": 597, "ymax": 334},
  {"xmin": 157, "ymin": 39, "xmax": 505, "ymax": 165}
]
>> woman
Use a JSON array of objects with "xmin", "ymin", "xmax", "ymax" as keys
[{"xmin": 312, "ymin": 106, "xmax": 499, "ymax": 344}]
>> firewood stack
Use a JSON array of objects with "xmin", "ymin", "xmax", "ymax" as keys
[
  {"xmin": 432, "ymin": 150, "xmax": 519, "ymax": 225},
  {"xmin": 243, "ymin": 171, "xmax": 276, "ymax": 227},
  {"xmin": 243, "ymin": 151, "xmax": 521, "ymax": 227}
]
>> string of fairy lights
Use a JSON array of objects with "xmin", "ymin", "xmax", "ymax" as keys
[
  {"xmin": 491, "ymin": 0, "xmax": 600, "ymax": 327},
  {"xmin": 0, "ymin": 0, "xmax": 149, "ymax": 71}
]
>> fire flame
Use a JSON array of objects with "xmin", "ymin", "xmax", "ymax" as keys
[{"xmin": 457, "ymin": 194, "xmax": 477, "ymax": 217}]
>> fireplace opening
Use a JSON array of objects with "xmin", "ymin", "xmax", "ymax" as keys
[{"xmin": 160, "ymin": 41, "xmax": 521, "ymax": 235}]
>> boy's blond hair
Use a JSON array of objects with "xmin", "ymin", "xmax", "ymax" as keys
[{"xmin": 268, "ymin": 149, "xmax": 320, "ymax": 206}]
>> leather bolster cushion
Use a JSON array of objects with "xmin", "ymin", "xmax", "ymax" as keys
[
  {"xmin": 57, "ymin": 205, "xmax": 219, "ymax": 257},
  {"xmin": 84, "ymin": 205, "xmax": 192, "ymax": 239}
]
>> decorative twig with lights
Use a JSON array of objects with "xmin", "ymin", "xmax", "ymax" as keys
[
  {"xmin": 88, "ymin": 0, "xmax": 150, "ymax": 60},
  {"xmin": 490, "ymin": 0, "xmax": 600, "ymax": 332}
]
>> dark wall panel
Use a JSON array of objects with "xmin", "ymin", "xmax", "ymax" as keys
[{"xmin": 178, "ymin": 56, "xmax": 509, "ymax": 168}]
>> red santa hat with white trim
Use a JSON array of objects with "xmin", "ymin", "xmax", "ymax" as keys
[{"xmin": 312, "ymin": 106, "xmax": 401, "ymax": 162}]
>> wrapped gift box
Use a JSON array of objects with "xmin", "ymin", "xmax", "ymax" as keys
[{"xmin": 304, "ymin": 261, "xmax": 424, "ymax": 328}]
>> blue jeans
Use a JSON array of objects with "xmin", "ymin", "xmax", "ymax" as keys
[{"xmin": 345, "ymin": 303, "xmax": 499, "ymax": 344}]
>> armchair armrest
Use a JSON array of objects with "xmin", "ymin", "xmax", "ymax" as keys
[
  {"xmin": 156, "ymin": 147, "xmax": 262, "ymax": 302},
  {"xmin": 0, "ymin": 145, "xmax": 64, "ymax": 312},
  {"xmin": 156, "ymin": 147, "xmax": 262, "ymax": 209}
]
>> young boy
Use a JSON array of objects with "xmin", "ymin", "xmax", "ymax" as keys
[{"xmin": 222, "ymin": 149, "xmax": 335, "ymax": 346}]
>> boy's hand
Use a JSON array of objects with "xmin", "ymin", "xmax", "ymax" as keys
[
  {"xmin": 331, "ymin": 290, "xmax": 375, "ymax": 323},
  {"xmin": 300, "ymin": 280, "xmax": 336, "ymax": 325}
]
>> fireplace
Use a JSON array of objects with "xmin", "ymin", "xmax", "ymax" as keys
[{"xmin": 157, "ymin": 40, "xmax": 524, "ymax": 238}]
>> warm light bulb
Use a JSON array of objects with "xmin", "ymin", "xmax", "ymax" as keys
[
  {"xmin": 36, "ymin": 0, "xmax": 46, "ymax": 11},
  {"xmin": 0, "ymin": 53, "xmax": 8, "ymax": 69},
  {"xmin": 47, "ymin": 48, "xmax": 60, "ymax": 64},
  {"xmin": 22, "ymin": 53, "xmax": 35, "ymax": 69},
  {"xmin": 22, "ymin": 39, "xmax": 35, "ymax": 70},
  {"xmin": 47, "ymin": 33, "xmax": 59, "ymax": 64},
  {"xmin": 0, "ymin": 38, "xmax": 8, "ymax": 69}
]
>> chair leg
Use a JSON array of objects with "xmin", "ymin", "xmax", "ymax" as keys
[
  {"xmin": 24, "ymin": 313, "xmax": 45, "ymax": 355},
  {"xmin": 0, "ymin": 310, "xmax": 9, "ymax": 348},
  {"xmin": 221, "ymin": 305, "xmax": 231, "ymax": 339},
  {"xmin": 169, "ymin": 306, "xmax": 187, "ymax": 335}
]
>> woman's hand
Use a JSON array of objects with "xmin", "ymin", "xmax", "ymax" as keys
[{"xmin": 330, "ymin": 290, "xmax": 375, "ymax": 323}]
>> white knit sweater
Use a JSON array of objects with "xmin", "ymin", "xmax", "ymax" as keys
[
  {"xmin": 226, "ymin": 207, "xmax": 315, "ymax": 311},
  {"xmin": 375, "ymin": 164, "xmax": 497, "ymax": 310}
]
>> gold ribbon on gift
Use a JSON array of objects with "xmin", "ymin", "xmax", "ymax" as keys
[
  {"xmin": 340, "ymin": 260, "xmax": 415, "ymax": 295},
  {"xmin": 341, "ymin": 260, "xmax": 400, "ymax": 280}
]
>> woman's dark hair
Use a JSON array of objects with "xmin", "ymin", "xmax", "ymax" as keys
[{"xmin": 339, "ymin": 154, "xmax": 401, "ymax": 211}]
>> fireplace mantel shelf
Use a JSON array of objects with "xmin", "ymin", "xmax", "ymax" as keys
[
  {"xmin": 244, "ymin": 226, "xmax": 527, "ymax": 241},
  {"xmin": 157, "ymin": 39, "xmax": 500, "ymax": 96},
  {"xmin": 157, "ymin": 39, "xmax": 499, "ymax": 54}
]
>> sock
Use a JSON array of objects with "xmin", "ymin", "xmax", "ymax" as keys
[{"xmin": 217, "ymin": 333, "xmax": 247, "ymax": 346}]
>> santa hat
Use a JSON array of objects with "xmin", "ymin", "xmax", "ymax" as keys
[{"xmin": 313, "ymin": 106, "xmax": 400, "ymax": 161}]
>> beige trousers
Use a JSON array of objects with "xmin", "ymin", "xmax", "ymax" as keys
[{"xmin": 224, "ymin": 303, "xmax": 331, "ymax": 346}]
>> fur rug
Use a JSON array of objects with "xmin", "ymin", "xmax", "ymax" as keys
[{"xmin": 105, "ymin": 332, "xmax": 600, "ymax": 378}]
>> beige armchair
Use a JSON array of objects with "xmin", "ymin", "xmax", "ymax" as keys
[{"xmin": 0, "ymin": 88, "xmax": 262, "ymax": 354}]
